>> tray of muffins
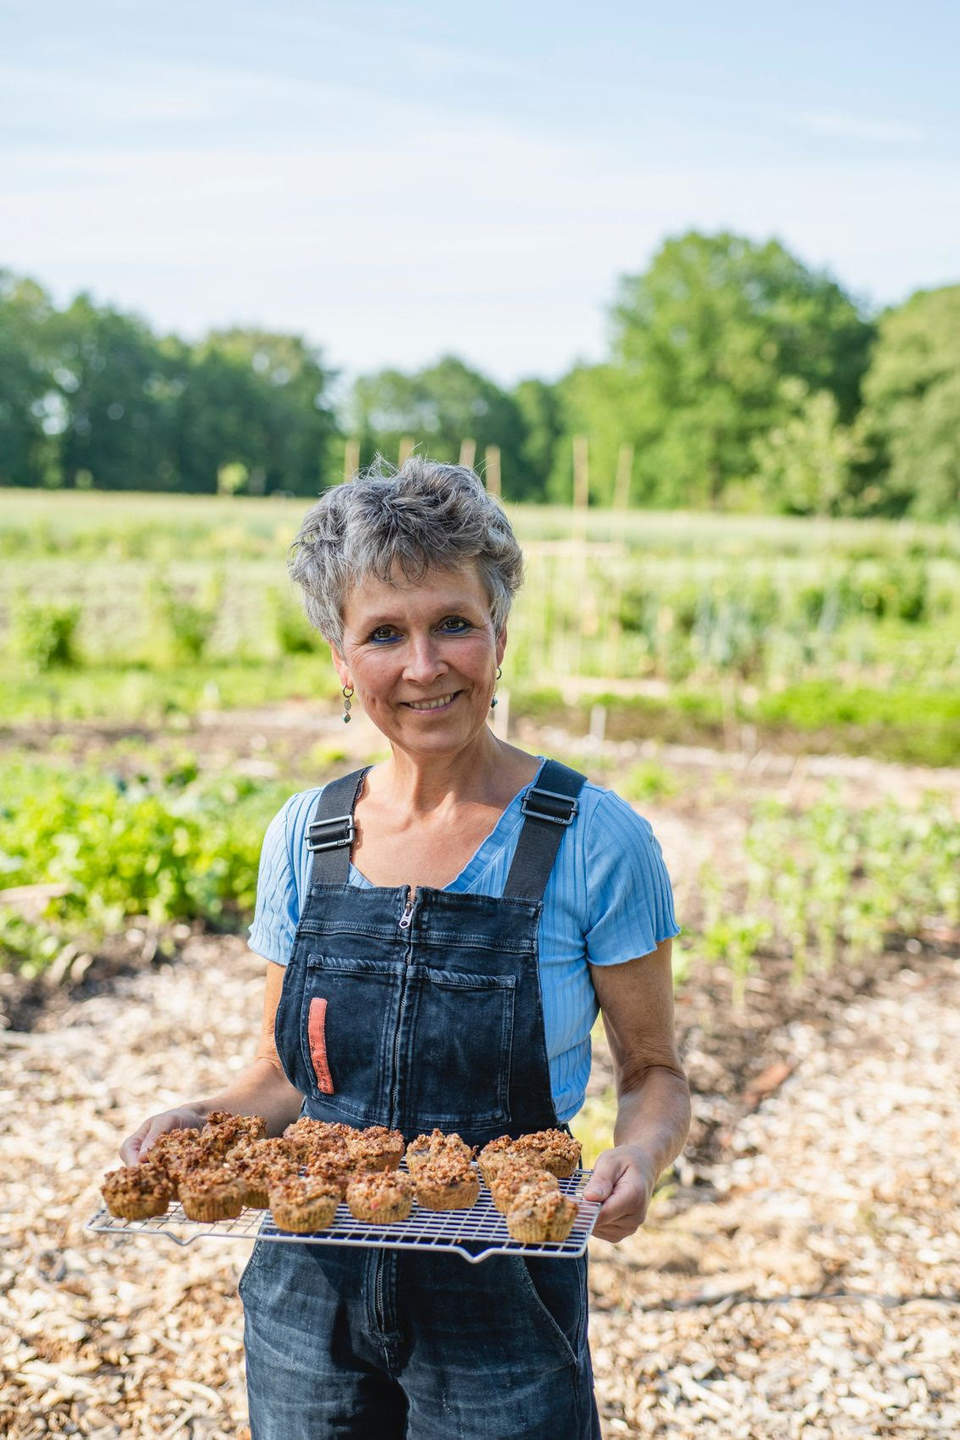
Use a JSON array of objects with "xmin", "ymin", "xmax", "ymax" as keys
[{"xmin": 87, "ymin": 1112, "xmax": 602, "ymax": 1263}]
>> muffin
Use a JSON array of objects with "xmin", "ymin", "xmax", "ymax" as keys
[
  {"xmin": 405, "ymin": 1129, "xmax": 473, "ymax": 1174},
  {"xmin": 299, "ymin": 1135, "xmax": 352, "ymax": 1171},
  {"xmin": 269, "ymin": 1174, "xmax": 341, "ymax": 1233},
  {"xmin": 510, "ymin": 1129, "xmax": 582, "ymax": 1179},
  {"xmin": 231, "ymin": 1135, "xmax": 298, "ymax": 1171},
  {"xmin": 411, "ymin": 1154, "xmax": 479, "ymax": 1211},
  {"xmin": 178, "ymin": 1165, "xmax": 246, "ymax": 1222},
  {"xmin": 225, "ymin": 1140, "xmax": 297, "ymax": 1208},
  {"xmin": 506, "ymin": 1190, "xmax": 579, "ymax": 1244},
  {"xmin": 102, "ymin": 1164, "xmax": 172, "ymax": 1220},
  {"xmin": 301, "ymin": 1150, "xmax": 353, "ymax": 1199},
  {"xmin": 488, "ymin": 1161, "xmax": 558, "ymax": 1216},
  {"xmin": 477, "ymin": 1136, "xmax": 518, "ymax": 1185},
  {"xmin": 346, "ymin": 1170, "xmax": 414, "ymax": 1224},
  {"xmin": 283, "ymin": 1118, "xmax": 354, "ymax": 1163},
  {"xmin": 145, "ymin": 1128, "xmax": 221, "ymax": 1196},
  {"xmin": 201, "ymin": 1110, "xmax": 267, "ymax": 1155},
  {"xmin": 346, "ymin": 1126, "xmax": 405, "ymax": 1174}
]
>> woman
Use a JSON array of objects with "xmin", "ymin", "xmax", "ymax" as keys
[{"xmin": 121, "ymin": 458, "xmax": 690, "ymax": 1439}]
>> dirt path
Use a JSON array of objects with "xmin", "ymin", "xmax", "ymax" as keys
[{"xmin": 2, "ymin": 925, "xmax": 957, "ymax": 1439}]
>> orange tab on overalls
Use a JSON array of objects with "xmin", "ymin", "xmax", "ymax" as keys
[{"xmin": 307, "ymin": 997, "xmax": 335, "ymax": 1094}]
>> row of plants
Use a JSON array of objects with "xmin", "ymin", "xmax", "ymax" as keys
[
  {"xmin": 696, "ymin": 793, "xmax": 959, "ymax": 1006},
  {"xmin": 7, "ymin": 579, "xmax": 320, "ymax": 674},
  {"xmin": 3, "ymin": 759, "xmax": 957, "ymax": 997},
  {"xmin": 0, "ymin": 757, "xmax": 290, "ymax": 977},
  {"xmin": 7, "ymin": 554, "xmax": 958, "ymax": 680}
]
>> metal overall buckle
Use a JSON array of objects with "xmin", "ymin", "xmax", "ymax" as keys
[
  {"xmin": 520, "ymin": 786, "xmax": 579, "ymax": 826},
  {"xmin": 305, "ymin": 813, "xmax": 356, "ymax": 852}
]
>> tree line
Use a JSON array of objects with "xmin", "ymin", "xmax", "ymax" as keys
[{"xmin": 1, "ymin": 231, "xmax": 958, "ymax": 518}]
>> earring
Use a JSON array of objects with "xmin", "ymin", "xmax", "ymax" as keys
[
  {"xmin": 490, "ymin": 666, "xmax": 502, "ymax": 710},
  {"xmin": 342, "ymin": 684, "xmax": 354, "ymax": 723}
]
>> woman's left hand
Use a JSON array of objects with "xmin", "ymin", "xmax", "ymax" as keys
[{"xmin": 581, "ymin": 1144, "xmax": 657, "ymax": 1242}]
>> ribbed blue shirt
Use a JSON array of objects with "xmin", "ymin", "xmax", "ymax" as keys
[{"xmin": 248, "ymin": 759, "xmax": 680, "ymax": 1123}]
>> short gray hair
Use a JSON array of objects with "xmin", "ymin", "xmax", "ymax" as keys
[{"xmin": 288, "ymin": 456, "xmax": 524, "ymax": 647}]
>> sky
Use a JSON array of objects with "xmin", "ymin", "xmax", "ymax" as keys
[{"xmin": 2, "ymin": 0, "xmax": 959, "ymax": 389}]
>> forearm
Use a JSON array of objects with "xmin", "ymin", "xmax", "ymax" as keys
[
  {"xmin": 613, "ymin": 1065, "xmax": 691, "ymax": 1183},
  {"xmin": 188, "ymin": 1057, "xmax": 304, "ymax": 1138}
]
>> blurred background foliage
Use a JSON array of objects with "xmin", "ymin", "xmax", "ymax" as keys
[{"xmin": 2, "ymin": 229, "xmax": 959, "ymax": 519}]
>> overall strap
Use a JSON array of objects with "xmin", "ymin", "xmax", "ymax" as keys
[
  {"xmin": 503, "ymin": 759, "xmax": 587, "ymax": 901},
  {"xmin": 306, "ymin": 767, "xmax": 370, "ymax": 885}
]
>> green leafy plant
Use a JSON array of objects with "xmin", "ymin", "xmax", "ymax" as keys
[
  {"xmin": 145, "ymin": 571, "xmax": 225, "ymax": 665},
  {"xmin": 10, "ymin": 595, "xmax": 81, "ymax": 671}
]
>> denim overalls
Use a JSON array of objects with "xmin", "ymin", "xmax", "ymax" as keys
[{"xmin": 239, "ymin": 761, "xmax": 603, "ymax": 1439}]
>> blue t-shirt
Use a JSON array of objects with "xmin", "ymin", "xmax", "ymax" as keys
[{"xmin": 248, "ymin": 760, "xmax": 680, "ymax": 1123}]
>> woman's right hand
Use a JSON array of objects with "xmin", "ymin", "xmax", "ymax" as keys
[{"xmin": 119, "ymin": 1105, "xmax": 208, "ymax": 1166}]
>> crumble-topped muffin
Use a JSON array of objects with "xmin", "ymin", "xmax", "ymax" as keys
[
  {"xmin": 178, "ymin": 1165, "xmax": 246, "ymax": 1222},
  {"xmin": 230, "ymin": 1135, "xmax": 298, "ymax": 1171},
  {"xmin": 223, "ymin": 1140, "xmax": 297, "ymax": 1208},
  {"xmin": 143, "ymin": 1128, "xmax": 222, "ymax": 1195},
  {"xmin": 201, "ymin": 1110, "xmax": 267, "ymax": 1154},
  {"xmin": 488, "ymin": 1161, "xmax": 558, "ymax": 1215},
  {"xmin": 405, "ymin": 1129, "xmax": 473, "ymax": 1173},
  {"xmin": 300, "ymin": 1150, "xmax": 354, "ymax": 1198},
  {"xmin": 476, "ymin": 1135, "xmax": 518, "ymax": 1185},
  {"xmin": 298, "ymin": 1137, "xmax": 352, "ymax": 1172},
  {"xmin": 410, "ymin": 1153, "xmax": 479, "ymax": 1211},
  {"xmin": 268, "ymin": 1174, "xmax": 341, "ymax": 1233},
  {"xmin": 346, "ymin": 1126, "xmax": 405, "ymax": 1173},
  {"xmin": 508, "ymin": 1129, "xmax": 582, "ymax": 1179},
  {"xmin": 282, "ymin": 1118, "xmax": 355, "ymax": 1162},
  {"xmin": 506, "ymin": 1189, "xmax": 579, "ymax": 1244},
  {"xmin": 143, "ymin": 1125, "xmax": 201, "ymax": 1165},
  {"xmin": 102, "ymin": 1164, "xmax": 173, "ymax": 1220},
  {"xmin": 346, "ymin": 1170, "xmax": 414, "ymax": 1223}
]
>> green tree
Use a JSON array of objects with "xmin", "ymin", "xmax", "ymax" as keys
[
  {"xmin": 751, "ymin": 379, "xmax": 862, "ymax": 516},
  {"xmin": 548, "ymin": 365, "xmax": 637, "ymax": 504},
  {"xmin": 511, "ymin": 378, "xmax": 564, "ymax": 501},
  {"xmin": 47, "ymin": 295, "xmax": 178, "ymax": 490},
  {"xmin": 611, "ymin": 231, "xmax": 874, "ymax": 507},
  {"xmin": 0, "ymin": 272, "xmax": 59, "ymax": 486},
  {"xmin": 177, "ymin": 329, "xmax": 338, "ymax": 495},
  {"xmin": 350, "ymin": 356, "xmax": 533, "ymax": 497},
  {"xmin": 858, "ymin": 286, "xmax": 960, "ymax": 519}
]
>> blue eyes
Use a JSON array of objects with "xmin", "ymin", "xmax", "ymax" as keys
[{"xmin": 367, "ymin": 618, "xmax": 472, "ymax": 645}]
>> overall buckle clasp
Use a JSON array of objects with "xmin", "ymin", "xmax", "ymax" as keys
[
  {"xmin": 520, "ymin": 786, "xmax": 579, "ymax": 826},
  {"xmin": 306, "ymin": 813, "xmax": 356, "ymax": 852}
]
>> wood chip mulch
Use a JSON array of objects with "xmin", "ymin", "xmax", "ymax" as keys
[{"xmin": 2, "ymin": 930, "xmax": 957, "ymax": 1438}]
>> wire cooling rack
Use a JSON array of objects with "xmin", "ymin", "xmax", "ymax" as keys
[{"xmin": 86, "ymin": 1169, "xmax": 600, "ymax": 1263}]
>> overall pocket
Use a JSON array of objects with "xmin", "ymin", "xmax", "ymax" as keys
[
  {"xmin": 299, "ymin": 954, "xmax": 403, "ymax": 1123},
  {"xmin": 404, "ymin": 965, "xmax": 517, "ymax": 1126}
]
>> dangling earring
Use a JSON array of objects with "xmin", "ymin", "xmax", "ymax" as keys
[
  {"xmin": 490, "ymin": 666, "xmax": 503, "ymax": 710},
  {"xmin": 342, "ymin": 684, "xmax": 354, "ymax": 723}
]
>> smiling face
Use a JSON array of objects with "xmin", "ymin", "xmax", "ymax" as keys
[{"xmin": 332, "ymin": 562, "xmax": 506, "ymax": 759}]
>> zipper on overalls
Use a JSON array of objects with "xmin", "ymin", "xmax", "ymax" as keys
[{"xmin": 390, "ymin": 888, "xmax": 415, "ymax": 1123}]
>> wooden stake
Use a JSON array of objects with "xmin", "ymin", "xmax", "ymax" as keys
[
  {"xmin": 344, "ymin": 438, "xmax": 360, "ymax": 483},
  {"xmin": 607, "ymin": 567, "xmax": 623, "ymax": 675},
  {"xmin": 459, "ymin": 438, "xmax": 477, "ymax": 471},
  {"xmin": 572, "ymin": 435, "xmax": 589, "ymax": 512},
  {"xmin": 484, "ymin": 445, "xmax": 501, "ymax": 496},
  {"xmin": 614, "ymin": 443, "xmax": 633, "ymax": 510},
  {"xmin": 398, "ymin": 436, "xmax": 415, "ymax": 466}
]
